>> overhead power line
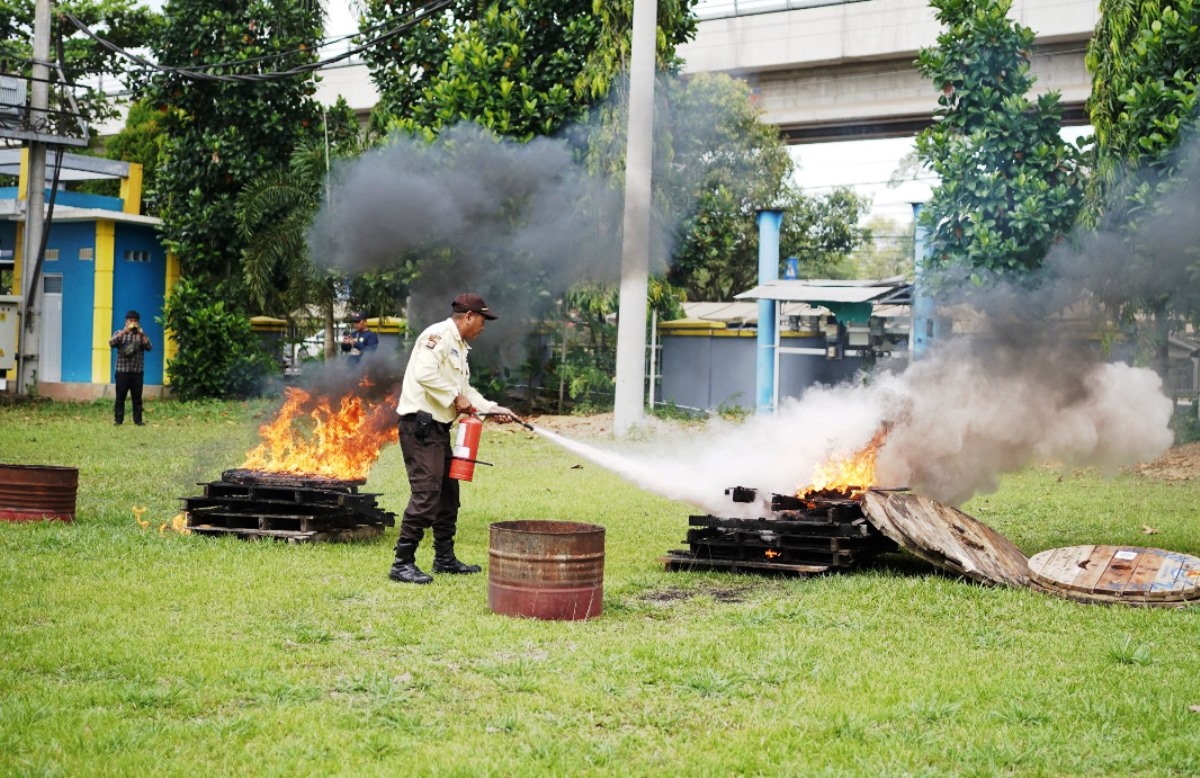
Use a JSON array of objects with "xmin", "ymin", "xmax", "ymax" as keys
[{"xmin": 60, "ymin": 1, "xmax": 454, "ymax": 84}]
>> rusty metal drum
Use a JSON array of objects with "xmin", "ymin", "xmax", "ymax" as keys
[
  {"xmin": 488, "ymin": 520, "xmax": 605, "ymax": 620},
  {"xmin": 0, "ymin": 464, "xmax": 79, "ymax": 522}
]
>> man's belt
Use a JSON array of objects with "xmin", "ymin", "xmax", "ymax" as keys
[{"xmin": 399, "ymin": 412, "xmax": 452, "ymax": 431}]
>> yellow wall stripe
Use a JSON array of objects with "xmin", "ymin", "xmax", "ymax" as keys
[
  {"xmin": 92, "ymin": 220, "xmax": 116, "ymax": 383},
  {"xmin": 120, "ymin": 163, "xmax": 143, "ymax": 215},
  {"xmin": 4, "ymin": 224, "xmax": 23, "ymax": 382},
  {"xmin": 162, "ymin": 252, "xmax": 180, "ymax": 384},
  {"xmin": 17, "ymin": 148, "xmax": 29, "ymax": 196}
]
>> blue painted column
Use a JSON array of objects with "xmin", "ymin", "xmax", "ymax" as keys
[
  {"xmin": 755, "ymin": 209, "xmax": 784, "ymax": 414},
  {"xmin": 911, "ymin": 203, "xmax": 937, "ymax": 359}
]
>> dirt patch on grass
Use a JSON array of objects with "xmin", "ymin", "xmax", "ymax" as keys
[
  {"xmin": 524, "ymin": 413, "xmax": 615, "ymax": 437},
  {"xmin": 1134, "ymin": 443, "xmax": 1200, "ymax": 482},
  {"xmin": 637, "ymin": 583, "xmax": 750, "ymax": 605}
]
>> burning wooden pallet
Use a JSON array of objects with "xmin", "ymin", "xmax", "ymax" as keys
[
  {"xmin": 183, "ymin": 469, "xmax": 395, "ymax": 543},
  {"xmin": 661, "ymin": 487, "xmax": 896, "ymax": 575}
]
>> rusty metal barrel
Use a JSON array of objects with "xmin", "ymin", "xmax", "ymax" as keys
[
  {"xmin": 488, "ymin": 520, "xmax": 605, "ymax": 620},
  {"xmin": 0, "ymin": 464, "xmax": 79, "ymax": 522}
]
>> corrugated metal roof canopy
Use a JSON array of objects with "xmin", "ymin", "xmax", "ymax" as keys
[
  {"xmin": 0, "ymin": 149, "xmax": 131, "ymax": 182},
  {"xmin": 674, "ymin": 300, "xmax": 910, "ymax": 326},
  {"xmin": 735, "ymin": 278, "xmax": 912, "ymax": 304},
  {"xmin": 0, "ymin": 205, "xmax": 162, "ymax": 226}
]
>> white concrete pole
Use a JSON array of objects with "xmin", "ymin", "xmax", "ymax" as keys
[
  {"xmin": 17, "ymin": 0, "xmax": 52, "ymax": 394},
  {"xmin": 613, "ymin": 0, "xmax": 657, "ymax": 436}
]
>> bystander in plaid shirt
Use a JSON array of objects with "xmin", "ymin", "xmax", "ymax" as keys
[{"xmin": 109, "ymin": 330, "xmax": 153, "ymax": 373}]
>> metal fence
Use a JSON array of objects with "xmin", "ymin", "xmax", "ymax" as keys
[{"xmin": 695, "ymin": 0, "xmax": 872, "ymax": 21}]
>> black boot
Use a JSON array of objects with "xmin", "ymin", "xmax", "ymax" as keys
[
  {"xmin": 388, "ymin": 541, "xmax": 432, "ymax": 584},
  {"xmin": 432, "ymin": 540, "xmax": 481, "ymax": 574}
]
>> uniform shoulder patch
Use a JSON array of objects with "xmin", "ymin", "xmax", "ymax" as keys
[{"xmin": 424, "ymin": 333, "xmax": 441, "ymax": 350}]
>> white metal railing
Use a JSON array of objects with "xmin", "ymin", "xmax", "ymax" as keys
[{"xmin": 694, "ymin": 0, "xmax": 872, "ymax": 21}]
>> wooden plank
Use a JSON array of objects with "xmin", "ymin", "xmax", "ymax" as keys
[
  {"xmin": 189, "ymin": 526, "xmax": 317, "ymax": 539},
  {"xmin": 1148, "ymin": 552, "xmax": 1189, "ymax": 598},
  {"xmin": 1030, "ymin": 580, "xmax": 1200, "ymax": 608},
  {"xmin": 860, "ymin": 491, "xmax": 1030, "ymax": 588},
  {"xmin": 1172, "ymin": 553, "xmax": 1200, "ymax": 593},
  {"xmin": 188, "ymin": 524, "xmax": 383, "ymax": 544},
  {"xmin": 687, "ymin": 515, "xmax": 865, "ymax": 535},
  {"xmin": 186, "ymin": 509, "xmax": 388, "ymax": 533},
  {"xmin": 1114, "ymin": 548, "xmax": 1166, "ymax": 597},
  {"xmin": 1069, "ymin": 546, "xmax": 1119, "ymax": 593},
  {"xmin": 1094, "ymin": 547, "xmax": 1142, "ymax": 593},
  {"xmin": 186, "ymin": 493, "xmax": 394, "ymax": 526},
  {"xmin": 1030, "ymin": 545, "xmax": 1092, "ymax": 589},
  {"xmin": 661, "ymin": 551, "xmax": 830, "ymax": 575}
]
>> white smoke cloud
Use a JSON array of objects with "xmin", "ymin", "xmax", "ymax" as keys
[
  {"xmin": 537, "ymin": 338, "xmax": 1173, "ymax": 511},
  {"xmin": 872, "ymin": 342, "xmax": 1174, "ymax": 504}
]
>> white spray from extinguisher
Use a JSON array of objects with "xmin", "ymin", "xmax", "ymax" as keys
[{"xmin": 530, "ymin": 426, "xmax": 647, "ymax": 483}]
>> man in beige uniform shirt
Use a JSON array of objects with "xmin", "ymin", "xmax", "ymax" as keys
[{"xmin": 390, "ymin": 293, "xmax": 515, "ymax": 584}]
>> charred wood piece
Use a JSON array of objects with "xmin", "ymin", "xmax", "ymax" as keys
[{"xmin": 726, "ymin": 486, "xmax": 758, "ymax": 503}]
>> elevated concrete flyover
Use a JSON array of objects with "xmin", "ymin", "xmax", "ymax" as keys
[{"xmin": 679, "ymin": 0, "xmax": 1099, "ymax": 143}]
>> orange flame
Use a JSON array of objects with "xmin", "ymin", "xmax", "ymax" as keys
[
  {"xmin": 799, "ymin": 428, "xmax": 889, "ymax": 500},
  {"xmin": 134, "ymin": 506, "xmax": 191, "ymax": 535},
  {"xmin": 764, "ymin": 549, "xmax": 781, "ymax": 559},
  {"xmin": 132, "ymin": 504, "xmax": 150, "ymax": 530},
  {"xmin": 240, "ymin": 386, "xmax": 399, "ymax": 480}
]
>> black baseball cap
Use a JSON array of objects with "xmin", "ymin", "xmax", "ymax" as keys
[
  {"xmin": 451, "ymin": 293, "xmax": 497, "ymax": 320},
  {"xmin": 349, "ymin": 311, "xmax": 367, "ymax": 323},
  {"xmin": 124, "ymin": 310, "xmax": 140, "ymax": 321}
]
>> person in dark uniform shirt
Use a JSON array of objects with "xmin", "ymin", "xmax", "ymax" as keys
[{"xmin": 340, "ymin": 311, "xmax": 379, "ymax": 366}]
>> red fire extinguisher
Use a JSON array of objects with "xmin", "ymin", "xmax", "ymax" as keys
[{"xmin": 449, "ymin": 412, "xmax": 484, "ymax": 481}]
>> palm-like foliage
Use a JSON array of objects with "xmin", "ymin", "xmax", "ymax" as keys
[{"xmin": 236, "ymin": 141, "xmax": 340, "ymax": 352}]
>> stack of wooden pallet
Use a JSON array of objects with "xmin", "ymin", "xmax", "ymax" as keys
[
  {"xmin": 183, "ymin": 469, "xmax": 395, "ymax": 543},
  {"xmin": 661, "ymin": 488, "xmax": 896, "ymax": 575}
]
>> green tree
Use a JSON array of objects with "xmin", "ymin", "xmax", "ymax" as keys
[
  {"xmin": 136, "ymin": 0, "xmax": 324, "ymax": 285},
  {"xmin": 780, "ymin": 187, "xmax": 870, "ymax": 280},
  {"xmin": 235, "ymin": 144, "xmax": 331, "ymax": 313},
  {"xmin": 1084, "ymin": 0, "xmax": 1200, "ymax": 381},
  {"xmin": 0, "ymin": 0, "xmax": 158, "ymax": 131},
  {"xmin": 914, "ymin": 0, "xmax": 1084, "ymax": 280},
  {"xmin": 86, "ymin": 99, "xmax": 167, "ymax": 211},
  {"xmin": 849, "ymin": 215, "xmax": 915, "ymax": 281},
  {"xmin": 665, "ymin": 73, "xmax": 869, "ymax": 300},
  {"xmin": 236, "ymin": 98, "xmax": 370, "ymax": 356},
  {"xmin": 161, "ymin": 278, "xmax": 278, "ymax": 399},
  {"xmin": 545, "ymin": 278, "xmax": 683, "ymax": 412},
  {"xmin": 1087, "ymin": 0, "xmax": 1200, "ymax": 199},
  {"xmin": 360, "ymin": 0, "xmax": 697, "ymax": 141}
]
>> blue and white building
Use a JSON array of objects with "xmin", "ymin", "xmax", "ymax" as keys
[{"xmin": 0, "ymin": 150, "xmax": 178, "ymax": 399}]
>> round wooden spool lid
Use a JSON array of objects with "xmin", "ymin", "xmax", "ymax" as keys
[
  {"xmin": 860, "ymin": 490, "xmax": 1030, "ymax": 588},
  {"xmin": 1028, "ymin": 545, "xmax": 1200, "ymax": 606}
]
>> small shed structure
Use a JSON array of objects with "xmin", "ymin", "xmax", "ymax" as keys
[
  {"xmin": 0, "ymin": 149, "xmax": 177, "ymax": 399},
  {"xmin": 655, "ymin": 279, "xmax": 912, "ymax": 413}
]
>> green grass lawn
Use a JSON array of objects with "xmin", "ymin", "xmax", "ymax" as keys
[{"xmin": 2, "ymin": 399, "xmax": 1200, "ymax": 777}]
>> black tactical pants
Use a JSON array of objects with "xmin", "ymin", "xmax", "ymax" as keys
[{"xmin": 398, "ymin": 414, "xmax": 460, "ymax": 544}]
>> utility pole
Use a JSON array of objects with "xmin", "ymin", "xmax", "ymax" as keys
[
  {"xmin": 16, "ymin": 0, "xmax": 52, "ymax": 394},
  {"xmin": 612, "ymin": 0, "xmax": 657, "ymax": 436}
]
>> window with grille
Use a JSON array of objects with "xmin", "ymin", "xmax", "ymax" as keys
[{"xmin": 124, "ymin": 250, "xmax": 150, "ymax": 263}]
